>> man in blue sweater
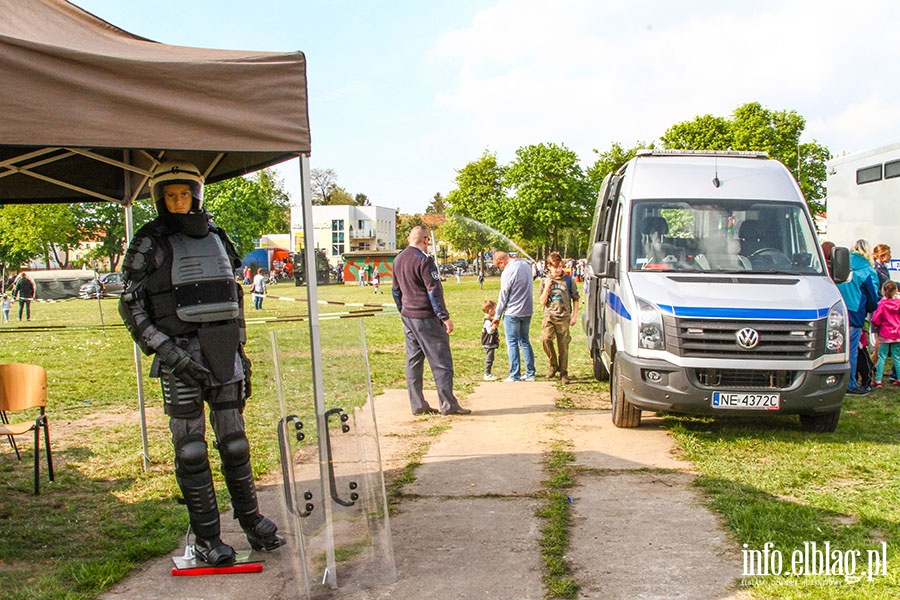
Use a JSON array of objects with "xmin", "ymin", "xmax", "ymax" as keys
[
  {"xmin": 492, "ymin": 251, "xmax": 536, "ymax": 382},
  {"xmin": 392, "ymin": 226, "xmax": 471, "ymax": 416}
]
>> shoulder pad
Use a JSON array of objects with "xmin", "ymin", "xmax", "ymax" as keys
[{"xmin": 122, "ymin": 230, "xmax": 157, "ymax": 277}]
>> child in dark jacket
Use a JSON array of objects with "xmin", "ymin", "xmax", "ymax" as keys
[
  {"xmin": 871, "ymin": 280, "xmax": 900, "ymax": 387},
  {"xmin": 481, "ymin": 299, "xmax": 500, "ymax": 381}
]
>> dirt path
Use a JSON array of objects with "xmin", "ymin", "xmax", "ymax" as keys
[{"xmin": 101, "ymin": 382, "xmax": 750, "ymax": 599}]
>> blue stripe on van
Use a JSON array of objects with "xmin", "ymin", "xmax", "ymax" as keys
[
  {"xmin": 656, "ymin": 305, "xmax": 830, "ymax": 320},
  {"xmin": 608, "ymin": 292, "xmax": 632, "ymax": 320}
]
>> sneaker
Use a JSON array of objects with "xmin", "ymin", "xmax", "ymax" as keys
[
  {"xmin": 522, "ymin": 376, "xmax": 536, "ymax": 382},
  {"xmin": 892, "ymin": 380, "xmax": 900, "ymax": 387},
  {"xmin": 194, "ymin": 536, "xmax": 236, "ymax": 566},
  {"xmin": 243, "ymin": 515, "xmax": 286, "ymax": 552},
  {"xmin": 846, "ymin": 387, "xmax": 869, "ymax": 396},
  {"xmin": 483, "ymin": 374, "xmax": 498, "ymax": 381},
  {"xmin": 873, "ymin": 381, "xmax": 883, "ymax": 388},
  {"xmin": 502, "ymin": 376, "xmax": 520, "ymax": 382},
  {"xmin": 560, "ymin": 374, "xmax": 570, "ymax": 384},
  {"xmin": 547, "ymin": 367, "xmax": 558, "ymax": 379}
]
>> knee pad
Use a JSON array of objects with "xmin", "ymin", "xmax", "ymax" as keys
[
  {"xmin": 218, "ymin": 432, "xmax": 250, "ymax": 469},
  {"xmin": 176, "ymin": 436, "xmax": 209, "ymax": 475}
]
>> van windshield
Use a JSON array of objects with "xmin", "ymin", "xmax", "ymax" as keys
[{"xmin": 629, "ymin": 200, "xmax": 827, "ymax": 275}]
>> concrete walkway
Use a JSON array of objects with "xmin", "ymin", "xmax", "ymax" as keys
[{"xmin": 102, "ymin": 382, "xmax": 748, "ymax": 599}]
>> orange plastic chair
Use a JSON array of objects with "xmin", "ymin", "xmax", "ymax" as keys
[{"xmin": 0, "ymin": 364, "xmax": 53, "ymax": 494}]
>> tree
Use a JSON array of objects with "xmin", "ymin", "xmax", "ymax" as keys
[
  {"xmin": 661, "ymin": 102, "xmax": 831, "ymax": 216},
  {"xmin": 445, "ymin": 151, "xmax": 507, "ymax": 225},
  {"xmin": 253, "ymin": 169, "xmax": 291, "ymax": 233},
  {"xmin": 205, "ymin": 169, "xmax": 291, "ymax": 257},
  {"xmin": 503, "ymin": 142, "xmax": 594, "ymax": 254},
  {"xmin": 0, "ymin": 204, "xmax": 81, "ymax": 269},
  {"xmin": 310, "ymin": 167, "xmax": 338, "ymax": 205},
  {"xmin": 78, "ymin": 199, "xmax": 155, "ymax": 271},
  {"xmin": 587, "ymin": 141, "xmax": 651, "ymax": 195},
  {"xmin": 396, "ymin": 213, "xmax": 425, "ymax": 248},
  {"xmin": 327, "ymin": 187, "xmax": 356, "ymax": 205},
  {"xmin": 425, "ymin": 192, "xmax": 446, "ymax": 215},
  {"xmin": 354, "ymin": 193, "xmax": 370, "ymax": 206}
]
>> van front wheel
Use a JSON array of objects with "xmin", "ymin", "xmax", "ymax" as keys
[
  {"xmin": 611, "ymin": 360, "xmax": 641, "ymax": 428},
  {"xmin": 592, "ymin": 349, "xmax": 610, "ymax": 381},
  {"xmin": 799, "ymin": 409, "xmax": 840, "ymax": 433}
]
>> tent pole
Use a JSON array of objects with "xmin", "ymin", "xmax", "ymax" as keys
[
  {"xmin": 124, "ymin": 196, "xmax": 151, "ymax": 473},
  {"xmin": 299, "ymin": 154, "xmax": 338, "ymax": 588}
]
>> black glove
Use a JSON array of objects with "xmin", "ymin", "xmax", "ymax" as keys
[
  {"xmin": 239, "ymin": 345, "xmax": 252, "ymax": 399},
  {"xmin": 156, "ymin": 339, "xmax": 210, "ymax": 387}
]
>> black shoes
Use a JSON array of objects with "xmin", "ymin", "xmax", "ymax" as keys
[
  {"xmin": 244, "ymin": 515, "xmax": 286, "ymax": 552},
  {"xmin": 194, "ymin": 536, "xmax": 236, "ymax": 566},
  {"xmin": 415, "ymin": 405, "xmax": 472, "ymax": 415}
]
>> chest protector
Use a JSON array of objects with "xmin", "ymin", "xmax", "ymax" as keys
[
  {"xmin": 170, "ymin": 233, "xmax": 241, "ymax": 322},
  {"xmin": 144, "ymin": 231, "xmax": 242, "ymax": 383},
  {"xmin": 144, "ymin": 232, "xmax": 240, "ymax": 336}
]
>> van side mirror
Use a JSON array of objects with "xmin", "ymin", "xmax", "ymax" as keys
[
  {"xmin": 831, "ymin": 246, "xmax": 850, "ymax": 283},
  {"xmin": 590, "ymin": 242, "xmax": 610, "ymax": 277}
]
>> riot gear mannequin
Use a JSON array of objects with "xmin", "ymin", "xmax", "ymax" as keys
[{"xmin": 119, "ymin": 161, "xmax": 284, "ymax": 566}]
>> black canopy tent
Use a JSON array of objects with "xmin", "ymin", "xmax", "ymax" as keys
[{"xmin": 0, "ymin": 0, "xmax": 327, "ymax": 474}]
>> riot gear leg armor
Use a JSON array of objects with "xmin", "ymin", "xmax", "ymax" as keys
[
  {"xmin": 212, "ymin": 406, "xmax": 285, "ymax": 551},
  {"xmin": 172, "ymin": 421, "xmax": 235, "ymax": 566}
]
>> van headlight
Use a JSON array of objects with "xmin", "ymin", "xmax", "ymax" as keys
[
  {"xmin": 637, "ymin": 298, "xmax": 665, "ymax": 350},
  {"xmin": 825, "ymin": 301, "xmax": 846, "ymax": 354}
]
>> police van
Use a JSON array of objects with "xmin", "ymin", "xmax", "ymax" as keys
[{"xmin": 583, "ymin": 150, "xmax": 850, "ymax": 432}]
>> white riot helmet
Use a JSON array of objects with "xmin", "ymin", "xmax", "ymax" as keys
[{"xmin": 150, "ymin": 160, "xmax": 204, "ymax": 213}]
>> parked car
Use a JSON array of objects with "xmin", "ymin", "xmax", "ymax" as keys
[{"xmin": 79, "ymin": 272, "xmax": 124, "ymax": 298}]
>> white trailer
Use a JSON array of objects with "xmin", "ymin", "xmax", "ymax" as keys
[{"xmin": 826, "ymin": 142, "xmax": 900, "ymax": 274}]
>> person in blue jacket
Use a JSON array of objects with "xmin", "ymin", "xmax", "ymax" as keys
[{"xmin": 837, "ymin": 239, "xmax": 880, "ymax": 394}]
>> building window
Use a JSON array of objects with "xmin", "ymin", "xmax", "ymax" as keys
[
  {"xmin": 885, "ymin": 159, "xmax": 900, "ymax": 180},
  {"xmin": 331, "ymin": 220, "xmax": 345, "ymax": 256},
  {"xmin": 857, "ymin": 164, "xmax": 883, "ymax": 185}
]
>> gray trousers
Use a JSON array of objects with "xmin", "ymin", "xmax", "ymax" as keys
[{"xmin": 401, "ymin": 315, "xmax": 462, "ymax": 414}]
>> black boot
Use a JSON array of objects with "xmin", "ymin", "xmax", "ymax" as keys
[
  {"xmin": 194, "ymin": 536, "xmax": 236, "ymax": 566},
  {"xmin": 243, "ymin": 515, "xmax": 286, "ymax": 551}
]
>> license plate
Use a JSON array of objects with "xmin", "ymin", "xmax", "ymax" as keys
[{"xmin": 712, "ymin": 391, "xmax": 780, "ymax": 410}]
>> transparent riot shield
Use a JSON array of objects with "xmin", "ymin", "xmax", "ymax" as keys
[{"xmin": 271, "ymin": 318, "xmax": 396, "ymax": 598}]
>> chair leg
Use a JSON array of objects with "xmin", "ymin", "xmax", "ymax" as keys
[
  {"xmin": 1, "ymin": 411, "xmax": 20, "ymax": 460},
  {"xmin": 34, "ymin": 425, "xmax": 40, "ymax": 495},
  {"xmin": 43, "ymin": 418, "xmax": 53, "ymax": 483}
]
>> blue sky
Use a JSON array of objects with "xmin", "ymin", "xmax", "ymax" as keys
[{"xmin": 72, "ymin": 0, "xmax": 900, "ymax": 214}]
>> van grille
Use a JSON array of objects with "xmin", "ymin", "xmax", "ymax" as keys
[
  {"xmin": 667, "ymin": 316, "xmax": 824, "ymax": 360},
  {"xmin": 694, "ymin": 368, "xmax": 797, "ymax": 389}
]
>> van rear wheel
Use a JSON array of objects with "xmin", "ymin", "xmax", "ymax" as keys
[
  {"xmin": 611, "ymin": 360, "xmax": 641, "ymax": 428},
  {"xmin": 799, "ymin": 409, "xmax": 840, "ymax": 433}
]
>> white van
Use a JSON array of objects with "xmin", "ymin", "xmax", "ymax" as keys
[{"xmin": 583, "ymin": 150, "xmax": 850, "ymax": 432}]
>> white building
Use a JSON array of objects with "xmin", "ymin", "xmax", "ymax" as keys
[{"xmin": 290, "ymin": 204, "xmax": 397, "ymax": 266}]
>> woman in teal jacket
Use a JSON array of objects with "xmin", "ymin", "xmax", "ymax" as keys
[{"xmin": 837, "ymin": 240, "xmax": 880, "ymax": 394}]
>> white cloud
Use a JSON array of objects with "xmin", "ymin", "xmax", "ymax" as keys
[{"xmin": 428, "ymin": 0, "xmax": 900, "ymax": 170}]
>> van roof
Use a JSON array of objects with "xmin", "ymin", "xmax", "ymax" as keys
[
  {"xmin": 627, "ymin": 152, "xmax": 801, "ymax": 201},
  {"xmin": 636, "ymin": 149, "xmax": 769, "ymax": 159}
]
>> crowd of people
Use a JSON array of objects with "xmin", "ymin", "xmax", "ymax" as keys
[{"xmin": 826, "ymin": 239, "xmax": 899, "ymax": 395}]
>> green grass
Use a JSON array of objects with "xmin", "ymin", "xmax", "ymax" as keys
[
  {"xmin": 538, "ymin": 440, "xmax": 580, "ymax": 599},
  {"xmin": 3, "ymin": 277, "xmax": 900, "ymax": 599},
  {"xmin": 668, "ymin": 395, "xmax": 900, "ymax": 599}
]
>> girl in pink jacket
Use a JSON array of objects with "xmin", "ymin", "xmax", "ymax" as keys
[{"xmin": 871, "ymin": 280, "xmax": 900, "ymax": 387}]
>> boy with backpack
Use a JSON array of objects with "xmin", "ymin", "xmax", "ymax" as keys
[{"xmin": 539, "ymin": 252, "xmax": 579, "ymax": 384}]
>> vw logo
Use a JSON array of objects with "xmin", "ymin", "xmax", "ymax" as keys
[{"xmin": 736, "ymin": 327, "xmax": 759, "ymax": 349}]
